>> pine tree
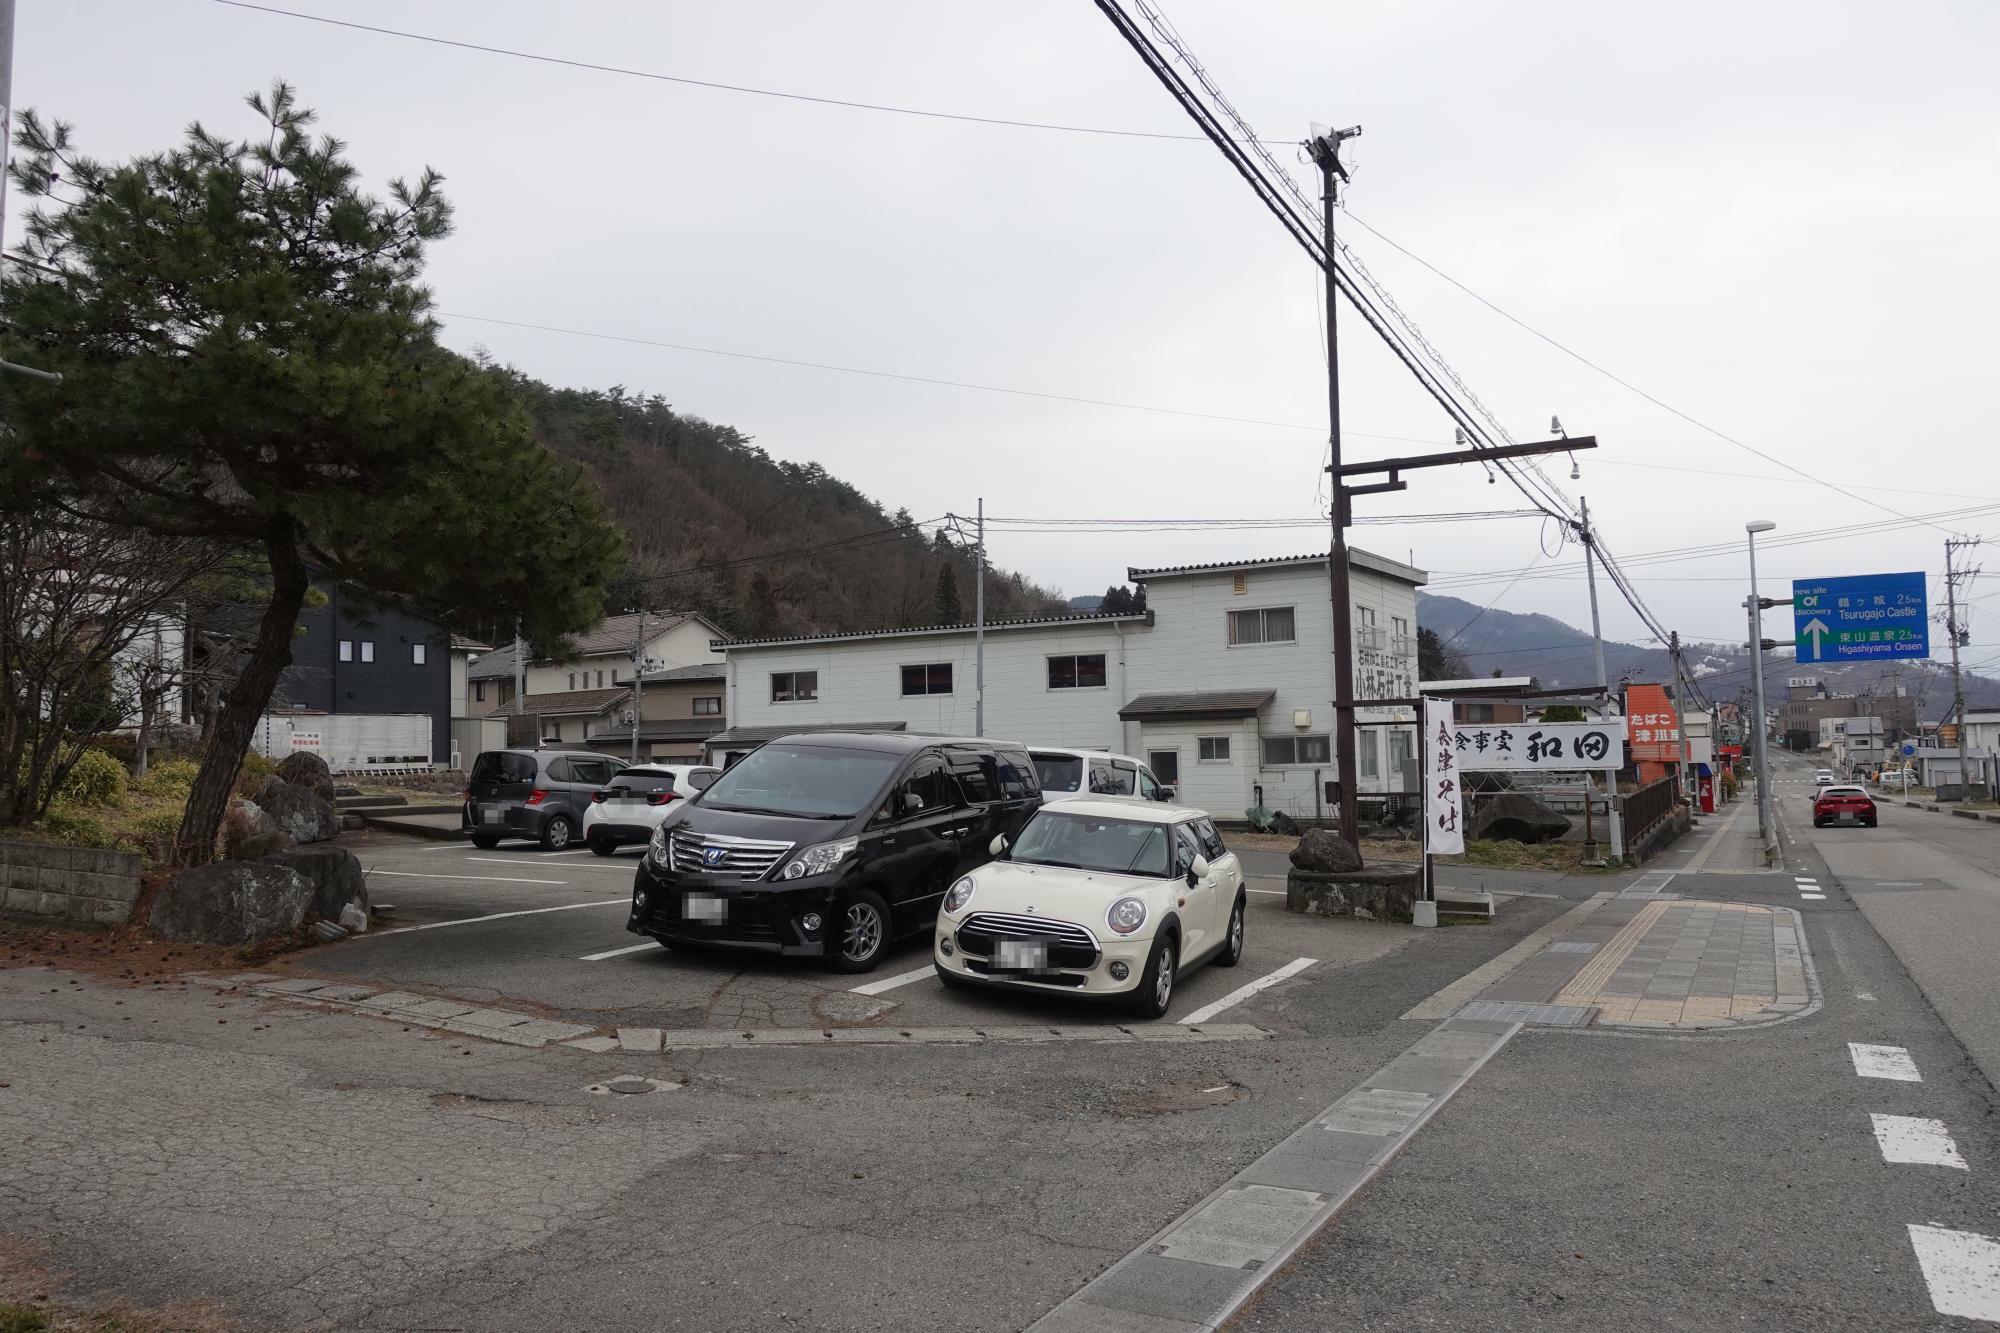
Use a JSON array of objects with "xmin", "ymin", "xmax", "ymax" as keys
[{"xmin": 934, "ymin": 566, "xmax": 964, "ymax": 624}]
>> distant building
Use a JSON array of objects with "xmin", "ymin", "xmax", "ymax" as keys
[{"xmin": 464, "ymin": 610, "xmax": 728, "ymax": 716}]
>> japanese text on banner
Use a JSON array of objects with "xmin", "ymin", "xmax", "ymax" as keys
[{"xmin": 1424, "ymin": 697, "xmax": 1464, "ymax": 856}]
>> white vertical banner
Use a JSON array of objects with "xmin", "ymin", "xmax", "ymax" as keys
[{"xmin": 1424, "ymin": 697, "xmax": 1465, "ymax": 856}]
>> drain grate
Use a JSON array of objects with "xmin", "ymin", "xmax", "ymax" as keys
[{"xmin": 1455, "ymin": 1000, "xmax": 1596, "ymax": 1027}]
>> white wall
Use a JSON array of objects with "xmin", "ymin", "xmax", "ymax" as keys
[
  {"xmin": 450, "ymin": 652, "xmax": 472, "ymax": 718},
  {"xmin": 526, "ymin": 620, "xmax": 725, "ymax": 695}
]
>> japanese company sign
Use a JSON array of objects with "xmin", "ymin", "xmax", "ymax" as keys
[
  {"xmin": 1449, "ymin": 720, "xmax": 1623, "ymax": 773},
  {"xmin": 1625, "ymin": 684, "xmax": 1681, "ymax": 762},
  {"xmin": 289, "ymin": 731, "xmax": 322, "ymax": 750},
  {"xmin": 1424, "ymin": 698, "xmax": 1464, "ymax": 856}
]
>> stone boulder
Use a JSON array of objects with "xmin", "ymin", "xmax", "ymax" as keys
[
  {"xmin": 275, "ymin": 750, "xmax": 337, "ymax": 803},
  {"xmin": 221, "ymin": 798, "xmax": 294, "ymax": 860},
  {"xmin": 1290, "ymin": 828, "xmax": 1363, "ymax": 874},
  {"xmin": 261, "ymin": 845, "xmax": 368, "ymax": 923},
  {"xmin": 254, "ymin": 775, "xmax": 338, "ymax": 844},
  {"xmin": 1469, "ymin": 792, "xmax": 1572, "ymax": 844},
  {"xmin": 149, "ymin": 861, "xmax": 313, "ymax": 945}
]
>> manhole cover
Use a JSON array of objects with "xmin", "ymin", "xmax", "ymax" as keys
[
  {"xmin": 1110, "ymin": 1078, "xmax": 1246, "ymax": 1117},
  {"xmin": 586, "ymin": 1076, "xmax": 681, "ymax": 1096}
]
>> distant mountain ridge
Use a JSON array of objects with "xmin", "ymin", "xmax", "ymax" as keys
[{"xmin": 1417, "ymin": 591, "xmax": 1997, "ymax": 719}]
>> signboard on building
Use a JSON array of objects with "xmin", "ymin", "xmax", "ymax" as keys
[
  {"xmin": 1625, "ymin": 684, "xmax": 1681, "ymax": 762},
  {"xmin": 1447, "ymin": 720, "xmax": 1623, "ymax": 773},
  {"xmin": 1423, "ymin": 698, "xmax": 1464, "ymax": 856},
  {"xmin": 289, "ymin": 731, "xmax": 322, "ymax": 750},
  {"xmin": 1792, "ymin": 571, "xmax": 1929, "ymax": 663}
]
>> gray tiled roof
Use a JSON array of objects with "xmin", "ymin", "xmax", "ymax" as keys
[
  {"xmin": 490, "ymin": 686, "xmax": 631, "ymax": 718},
  {"xmin": 715, "ymin": 611, "xmax": 1150, "ymax": 651},
  {"xmin": 641, "ymin": 663, "xmax": 727, "ymax": 683},
  {"xmin": 1118, "ymin": 689, "xmax": 1276, "ymax": 721},
  {"xmin": 466, "ymin": 610, "xmax": 726, "ymax": 679},
  {"xmin": 586, "ymin": 718, "xmax": 727, "ymax": 743}
]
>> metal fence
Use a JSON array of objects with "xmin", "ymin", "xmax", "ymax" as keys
[{"xmin": 1620, "ymin": 776, "xmax": 1680, "ymax": 845}]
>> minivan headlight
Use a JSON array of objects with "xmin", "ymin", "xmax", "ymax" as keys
[
  {"xmin": 943, "ymin": 876, "xmax": 976, "ymax": 914},
  {"xmin": 648, "ymin": 821, "xmax": 674, "ymax": 865},
  {"xmin": 1107, "ymin": 896, "xmax": 1148, "ymax": 936},
  {"xmin": 781, "ymin": 837, "xmax": 859, "ymax": 879}
]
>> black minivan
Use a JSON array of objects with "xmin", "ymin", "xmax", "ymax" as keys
[{"xmin": 626, "ymin": 732, "xmax": 1040, "ymax": 972}]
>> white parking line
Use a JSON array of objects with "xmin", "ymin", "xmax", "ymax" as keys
[
  {"xmin": 850, "ymin": 964, "xmax": 940, "ymax": 996},
  {"xmin": 1178, "ymin": 957, "xmax": 1317, "ymax": 1025},
  {"xmin": 372, "ymin": 899, "xmax": 629, "ymax": 935},
  {"xmin": 416, "ymin": 844, "xmax": 595, "ymax": 856},
  {"xmin": 366, "ymin": 869, "xmax": 567, "ymax": 886},
  {"xmin": 1801, "ymin": 893, "xmax": 1827, "ymax": 900},
  {"xmin": 1850, "ymin": 1042, "xmax": 1923, "ymax": 1082},
  {"xmin": 1870, "ymin": 1114, "xmax": 1968, "ymax": 1170},
  {"xmin": 1908, "ymin": 1224, "xmax": 2000, "ymax": 1320},
  {"xmin": 580, "ymin": 941, "xmax": 660, "ymax": 962},
  {"xmin": 463, "ymin": 856, "xmax": 632, "ymax": 871}
]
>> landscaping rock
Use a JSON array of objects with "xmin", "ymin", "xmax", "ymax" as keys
[
  {"xmin": 261, "ymin": 845, "xmax": 368, "ymax": 923},
  {"xmin": 149, "ymin": 860, "xmax": 313, "ymax": 945},
  {"xmin": 221, "ymin": 798, "xmax": 294, "ymax": 860},
  {"xmin": 1290, "ymin": 828, "xmax": 1363, "ymax": 874},
  {"xmin": 254, "ymin": 775, "xmax": 338, "ymax": 844},
  {"xmin": 1469, "ymin": 792, "xmax": 1572, "ymax": 844},
  {"xmin": 275, "ymin": 750, "xmax": 337, "ymax": 803},
  {"xmin": 338, "ymin": 902, "xmax": 369, "ymax": 935}
]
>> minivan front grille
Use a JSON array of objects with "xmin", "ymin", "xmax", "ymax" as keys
[
  {"xmin": 668, "ymin": 829, "xmax": 794, "ymax": 881},
  {"xmin": 957, "ymin": 912, "xmax": 1101, "ymax": 969}
]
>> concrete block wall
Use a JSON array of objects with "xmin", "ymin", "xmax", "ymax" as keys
[{"xmin": 0, "ymin": 839, "xmax": 143, "ymax": 926}]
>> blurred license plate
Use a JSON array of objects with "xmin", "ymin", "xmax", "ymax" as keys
[
  {"xmin": 993, "ymin": 938, "xmax": 1049, "ymax": 971},
  {"xmin": 685, "ymin": 892, "xmax": 727, "ymax": 924},
  {"xmin": 480, "ymin": 807, "xmax": 501, "ymax": 824}
]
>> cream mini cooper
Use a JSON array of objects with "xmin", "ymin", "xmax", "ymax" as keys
[{"xmin": 932, "ymin": 798, "xmax": 1246, "ymax": 1019}]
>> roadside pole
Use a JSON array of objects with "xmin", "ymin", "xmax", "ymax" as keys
[
  {"xmin": 513, "ymin": 619, "xmax": 527, "ymax": 742},
  {"xmin": 0, "ymin": 0, "xmax": 60, "ymax": 384},
  {"xmin": 1746, "ymin": 521, "xmax": 1777, "ymax": 863},
  {"xmin": 1579, "ymin": 497, "xmax": 1619, "ymax": 860},
  {"xmin": 629, "ymin": 608, "xmax": 646, "ymax": 765},
  {"xmin": 975, "ymin": 498, "xmax": 986, "ymax": 737},
  {"xmin": 1944, "ymin": 538, "xmax": 1979, "ymax": 799}
]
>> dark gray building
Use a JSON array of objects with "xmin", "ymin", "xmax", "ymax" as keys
[{"xmin": 274, "ymin": 582, "xmax": 452, "ymax": 764}]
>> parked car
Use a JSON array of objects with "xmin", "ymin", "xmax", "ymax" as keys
[
  {"xmin": 932, "ymin": 799, "xmax": 1245, "ymax": 1019},
  {"xmin": 464, "ymin": 749, "xmax": 629, "ymax": 850},
  {"xmin": 1813, "ymin": 769, "xmax": 1836, "ymax": 786},
  {"xmin": 1813, "ymin": 784, "xmax": 1878, "ymax": 828},
  {"xmin": 1029, "ymin": 747, "xmax": 1176, "ymax": 804},
  {"xmin": 626, "ymin": 732, "xmax": 1041, "ymax": 972},
  {"xmin": 582, "ymin": 764, "xmax": 721, "ymax": 855}
]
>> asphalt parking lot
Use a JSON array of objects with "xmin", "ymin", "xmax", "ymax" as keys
[{"xmin": 319, "ymin": 831, "xmax": 1444, "ymax": 1035}]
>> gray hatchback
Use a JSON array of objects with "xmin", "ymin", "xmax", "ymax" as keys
[{"xmin": 464, "ymin": 748, "xmax": 628, "ymax": 850}]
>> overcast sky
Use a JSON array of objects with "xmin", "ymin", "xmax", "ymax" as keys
[{"xmin": 19, "ymin": 1, "xmax": 1999, "ymax": 660}]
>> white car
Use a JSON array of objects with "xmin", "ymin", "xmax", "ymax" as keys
[
  {"xmin": 582, "ymin": 764, "xmax": 721, "ymax": 855},
  {"xmin": 1029, "ymin": 747, "xmax": 1176, "ymax": 805},
  {"xmin": 933, "ymin": 798, "xmax": 1244, "ymax": 1018},
  {"xmin": 1813, "ymin": 769, "xmax": 1835, "ymax": 786}
]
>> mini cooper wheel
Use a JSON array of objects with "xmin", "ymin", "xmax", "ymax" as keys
[
  {"xmin": 1131, "ymin": 931, "xmax": 1178, "ymax": 1020},
  {"xmin": 1215, "ymin": 895, "xmax": 1246, "ymax": 968},
  {"xmin": 539, "ymin": 814, "xmax": 576, "ymax": 851},
  {"xmin": 830, "ymin": 889, "xmax": 892, "ymax": 973}
]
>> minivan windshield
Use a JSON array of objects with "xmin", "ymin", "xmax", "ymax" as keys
[
  {"xmin": 698, "ymin": 744, "xmax": 903, "ymax": 819},
  {"xmin": 1032, "ymin": 752, "xmax": 1084, "ymax": 793},
  {"xmin": 1009, "ymin": 811, "xmax": 1171, "ymax": 877}
]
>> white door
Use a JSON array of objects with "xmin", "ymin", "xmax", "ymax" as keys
[{"xmin": 1173, "ymin": 823, "xmax": 1218, "ymax": 957}]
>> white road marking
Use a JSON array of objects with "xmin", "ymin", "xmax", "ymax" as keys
[
  {"xmin": 417, "ymin": 844, "xmax": 595, "ymax": 856},
  {"xmin": 1850, "ymin": 1042, "xmax": 1923, "ymax": 1082},
  {"xmin": 579, "ymin": 941, "xmax": 660, "ymax": 962},
  {"xmin": 1801, "ymin": 893, "xmax": 1827, "ymax": 900},
  {"xmin": 365, "ymin": 869, "xmax": 567, "ymax": 886},
  {"xmin": 1178, "ymin": 957, "xmax": 1317, "ymax": 1025},
  {"xmin": 1908, "ymin": 1224, "xmax": 2000, "ymax": 1321},
  {"xmin": 1875, "ymin": 881, "xmax": 1924, "ymax": 888},
  {"xmin": 464, "ymin": 856, "xmax": 631, "ymax": 871},
  {"xmin": 850, "ymin": 964, "xmax": 939, "ymax": 996},
  {"xmin": 1871, "ymin": 1115, "xmax": 1968, "ymax": 1170},
  {"xmin": 371, "ymin": 899, "xmax": 629, "ymax": 935},
  {"xmin": 1246, "ymin": 888, "xmax": 1286, "ymax": 896}
]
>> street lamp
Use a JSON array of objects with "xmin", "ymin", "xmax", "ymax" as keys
[{"xmin": 1747, "ymin": 520, "xmax": 1777, "ymax": 860}]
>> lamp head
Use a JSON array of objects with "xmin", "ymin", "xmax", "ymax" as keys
[{"xmin": 1746, "ymin": 520, "xmax": 1777, "ymax": 535}]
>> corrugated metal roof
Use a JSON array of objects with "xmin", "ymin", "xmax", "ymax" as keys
[
  {"xmin": 714, "ymin": 610, "xmax": 1151, "ymax": 652},
  {"xmin": 1118, "ymin": 689, "xmax": 1276, "ymax": 721},
  {"xmin": 587, "ymin": 718, "xmax": 727, "ymax": 743},
  {"xmin": 641, "ymin": 663, "xmax": 727, "ymax": 683},
  {"xmin": 1127, "ymin": 547, "xmax": 1426, "ymax": 587}
]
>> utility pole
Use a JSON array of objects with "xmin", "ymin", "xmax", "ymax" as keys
[
  {"xmin": 1579, "ymin": 497, "xmax": 1609, "ymax": 693},
  {"xmin": 513, "ymin": 618, "xmax": 527, "ymax": 742},
  {"xmin": 1945, "ymin": 538, "xmax": 1981, "ymax": 799},
  {"xmin": 629, "ymin": 608, "xmax": 647, "ymax": 764},
  {"xmin": 1670, "ymin": 631, "xmax": 1695, "ymax": 804},
  {"xmin": 0, "ymin": 0, "xmax": 59, "ymax": 385},
  {"xmin": 1309, "ymin": 126, "xmax": 1364, "ymax": 850},
  {"xmin": 1746, "ymin": 520, "xmax": 1777, "ymax": 860},
  {"xmin": 975, "ymin": 498, "xmax": 986, "ymax": 737}
]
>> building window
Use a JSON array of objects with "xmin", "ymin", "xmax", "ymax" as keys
[
  {"xmin": 771, "ymin": 671, "xmax": 818, "ymax": 703},
  {"xmin": 1227, "ymin": 607, "xmax": 1295, "ymax": 646},
  {"xmin": 568, "ymin": 673, "xmax": 576, "ymax": 690},
  {"xmin": 1360, "ymin": 731, "xmax": 1379, "ymax": 778},
  {"xmin": 1262, "ymin": 734, "xmax": 1332, "ymax": 766},
  {"xmin": 1149, "ymin": 751, "xmax": 1180, "ymax": 784},
  {"xmin": 1459, "ymin": 702, "xmax": 1496, "ymax": 723},
  {"xmin": 1389, "ymin": 729, "xmax": 1414, "ymax": 773},
  {"xmin": 359, "ymin": 641, "xmax": 375, "ymax": 663},
  {"xmin": 1356, "ymin": 606, "xmax": 1383, "ymax": 651},
  {"xmin": 597, "ymin": 670, "xmax": 605, "ymax": 688},
  {"xmin": 1047, "ymin": 654, "xmax": 1107, "ymax": 689},
  {"xmin": 1391, "ymin": 615, "xmax": 1413, "ymax": 657},
  {"xmin": 901, "ymin": 663, "xmax": 953, "ymax": 696},
  {"xmin": 1198, "ymin": 737, "xmax": 1231, "ymax": 763},
  {"xmin": 338, "ymin": 640, "xmax": 353, "ymax": 663},
  {"xmin": 412, "ymin": 643, "xmax": 427, "ymax": 666},
  {"xmin": 612, "ymin": 668, "xmax": 619, "ymax": 684},
  {"xmin": 693, "ymin": 696, "xmax": 722, "ymax": 716},
  {"xmin": 474, "ymin": 681, "xmax": 486, "ymax": 703}
]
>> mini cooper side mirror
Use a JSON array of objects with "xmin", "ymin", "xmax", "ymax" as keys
[
  {"xmin": 990, "ymin": 833, "xmax": 1009, "ymax": 856},
  {"xmin": 1187, "ymin": 854, "xmax": 1211, "ymax": 884}
]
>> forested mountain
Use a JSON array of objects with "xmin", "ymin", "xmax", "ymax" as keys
[{"xmin": 484, "ymin": 378, "xmax": 1069, "ymax": 642}]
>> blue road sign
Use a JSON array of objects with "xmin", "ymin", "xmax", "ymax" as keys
[
  {"xmin": 1902, "ymin": 742, "xmax": 1916, "ymax": 757},
  {"xmin": 1792, "ymin": 571, "xmax": 1930, "ymax": 663}
]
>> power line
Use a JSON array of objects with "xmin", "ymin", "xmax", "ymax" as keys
[
  {"xmin": 620, "ymin": 515, "xmax": 947, "ymax": 588},
  {"xmin": 208, "ymin": 0, "xmax": 1271, "ymax": 143}
]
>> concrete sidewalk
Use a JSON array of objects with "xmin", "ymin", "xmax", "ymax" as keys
[{"xmin": 1662, "ymin": 797, "xmax": 1772, "ymax": 874}]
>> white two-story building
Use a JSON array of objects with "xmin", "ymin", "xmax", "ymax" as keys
[{"xmin": 708, "ymin": 550, "xmax": 1425, "ymax": 821}]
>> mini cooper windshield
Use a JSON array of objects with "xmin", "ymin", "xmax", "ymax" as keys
[
  {"xmin": 698, "ymin": 744, "xmax": 901, "ymax": 819},
  {"xmin": 1008, "ymin": 811, "xmax": 1172, "ymax": 877}
]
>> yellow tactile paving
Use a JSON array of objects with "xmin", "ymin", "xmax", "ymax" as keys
[
  {"xmin": 1556, "ymin": 900, "xmax": 1794, "ymax": 1030},
  {"xmin": 1554, "ymin": 899, "xmax": 1671, "ymax": 1001}
]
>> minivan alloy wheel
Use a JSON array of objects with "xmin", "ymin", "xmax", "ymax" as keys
[{"xmin": 843, "ymin": 902, "xmax": 884, "ymax": 963}]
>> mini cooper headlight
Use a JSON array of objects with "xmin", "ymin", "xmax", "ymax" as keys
[
  {"xmin": 943, "ymin": 875, "xmax": 977, "ymax": 914},
  {"xmin": 781, "ymin": 837, "xmax": 859, "ymax": 879},
  {"xmin": 1107, "ymin": 896, "xmax": 1148, "ymax": 936}
]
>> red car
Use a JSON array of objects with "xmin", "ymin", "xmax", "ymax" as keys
[{"xmin": 1813, "ymin": 784, "xmax": 1878, "ymax": 828}]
